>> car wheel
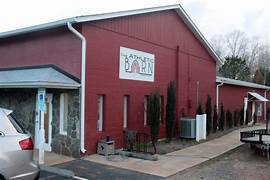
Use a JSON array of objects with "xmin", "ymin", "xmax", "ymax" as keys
[
  {"xmin": 34, "ymin": 171, "xmax": 40, "ymax": 180},
  {"xmin": 0, "ymin": 174, "xmax": 5, "ymax": 180}
]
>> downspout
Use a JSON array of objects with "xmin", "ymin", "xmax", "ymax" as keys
[
  {"xmin": 67, "ymin": 22, "xmax": 87, "ymax": 153},
  {"xmin": 216, "ymin": 82, "xmax": 224, "ymax": 114},
  {"xmin": 264, "ymin": 88, "xmax": 270, "ymax": 130}
]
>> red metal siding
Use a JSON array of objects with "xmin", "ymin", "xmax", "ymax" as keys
[
  {"xmin": 219, "ymin": 85, "xmax": 267, "ymax": 124},
  {"xmin": 83, "ymin": 10, "xmax": 217, "ymax": 154},
  {"xmin": 0, "ymin": 29, "xmax": 82, "ymax": 78}
]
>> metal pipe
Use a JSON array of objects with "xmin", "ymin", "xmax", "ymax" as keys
[
  {"xmin": 216, "ymin": 82, "xmax": 224, "ymax": 113},
  {"xmin": 264, "ymin": 89, "xmax": 270, "ymax": 130},
  {"xmin": 67, "ymin": 22, "xmax": 87, "ymax": 153}
]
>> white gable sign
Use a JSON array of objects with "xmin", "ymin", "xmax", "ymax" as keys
[{"xmin": 119, "ymin": 47, "xmax": 155, "ymax": 82}]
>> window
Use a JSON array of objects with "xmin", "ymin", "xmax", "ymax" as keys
[
  {"xmin": 123, "ymin": 95, "xmax": 129, "ymax": 128},
  {"xmin": 144, "ymin": 96, "xmax": 149, "ymax": 126},
  {"xmin": 97, "ymin": 95, "xmax": 104, "ymax": 131},
  {"xmin": 60, "ymin": 93, "xmax": 68, "ymax": 135},
  {"xmin": 256, "ymin": 103, "xmax": 262, "ymax": 116},
  {"xmin": 7, "ymin": 114, "xmax": 26, "ymax": 134}
]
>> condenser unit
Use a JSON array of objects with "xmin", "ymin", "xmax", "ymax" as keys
[{"xmin": 180, "ymin": 117, "xmax": 196, "ymax": 139}]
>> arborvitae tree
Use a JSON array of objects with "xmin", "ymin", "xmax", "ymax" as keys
[
  {"xmin": 165, "ymin": 81, "xmax": 176, "ymax": 143},
  {"xmin": 245, "ymin": 109, "xmax": 249, "ymax": 125},
  {"xmin": 219, "ymin": 104, "xmax": 225, "ymax": 131},
  {"xmin": 205, "ymin": 95, "xmax": 212, "ymax": 135},
  {"xmin": 226, "ymin": 110, "xmax": 233, "ymax": 128},
  {"xmin": 254, "ymin": 113, "xmax": 257, "ymax": 124},
  {"xmin": 240, "ymin": 107, "xmax": 244, "ymax": 125},
  {"xmin": 213, "ymin": 104, "xmax": 218, "ymax": 132},
  {"xmin": 148, "ymin": 90, "xmax": 161, "ymax": 154},
  {"xmin": 197, "ymin": 100, "xmax": 204, "ymax": 115},
  {"xmin": 234, "ymin": 110, "xmax": 239, "ymax": 127}
]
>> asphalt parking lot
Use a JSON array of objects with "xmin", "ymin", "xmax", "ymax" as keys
[
  {"xmin": 40, "ymin": 159, "xmax": 161, "ymax": 180},
  {"xmin": 40, "ymin": 144, "xmax": 270, "ymax": 180}
]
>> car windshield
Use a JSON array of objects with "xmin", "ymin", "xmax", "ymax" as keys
[{"xmin": 7, "ymin": 114, "xmax": 26, "ymax": 134}]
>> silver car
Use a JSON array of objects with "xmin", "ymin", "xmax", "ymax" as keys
[{"xmin": 0, "ymin": 108, "xmax": 39, "ymax": 180}]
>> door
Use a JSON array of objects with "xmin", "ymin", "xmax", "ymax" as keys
[{"xmin": 44, "ymin": 94, "xmax": 52, "ymax": 151}]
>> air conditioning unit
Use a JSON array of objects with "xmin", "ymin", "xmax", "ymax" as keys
[{"xmin": 180, "ymin": 117, "xmax": 196, "ymax": 139}]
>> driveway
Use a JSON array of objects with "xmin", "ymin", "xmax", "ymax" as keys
[
  {"xmin": 40, "ymin": 159, "xmax": 161, "ymax": 180},
  {"xmin": 40, "ymin": 144, "xmax": 270, "ymax": 180},
  {"xmin": 168, "ymin": 144, "xmax": 270, "ymax": 180}
]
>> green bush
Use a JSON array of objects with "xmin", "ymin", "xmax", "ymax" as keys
[
  {"xmin": 197, "ymin": 100, "xmax": 204, "ymax": 115},
  {"xmin": 205, "ymin": 95, "xmax": 212, "ymax": 135},
  {"xmin": 253, "ymin": 113, "xmax": 257, "ymax": 124},
  {"xmin": 148, "ymin": 90, "xmax": 161, "ymax": 153},
  {"xmin": 240, "ymin": 107, "xmax": 244, "ymax": 125},
  {"xmin": 245, "ymin": 109, "xmax": 249, "ymax": 125},
  {"xmin": 165, "ymin": 81, "xmax": 176, "ymax": 142},
  {"xmin": 226, "ymin": 110, "xmax": 233, "ymax": 128},
  {"xmin": 213, "ymin": 104, "xmax": 218, "ymax": 132},
  {"xmin": 219, "ymin": 104, "xmax": 225, "ymax": 131},
  {"xmin": 233, "ymin": 110, "xmax": 239, "ymax": 126}
]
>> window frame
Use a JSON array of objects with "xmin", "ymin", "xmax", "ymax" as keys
[
  {"xmin": 60, "ymin": 93, "xmax": 68, "ymax": 135},
  {"xmin": 97, "ymin": 95, "xmax": 105, "ymax": 132},
  {"xmin": 144, "ymin": 95, "xmax": 149, "ymax": 127},
  {"xmin": 123, "ymin": 95, "xmax": 129, "ymax": 129}
]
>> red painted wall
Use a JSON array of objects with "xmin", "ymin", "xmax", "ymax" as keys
[
  {"xmin": 82, "ymin": 10, "xmax": 217, "ymax": 154},
  {"xmin": 1, "ymin": 9, "xmax": 268, "ymax": 156},
  {"xmin": 219, "ymin": 84, "xmax": 269, "ymax": 124},
  {"xmin": 0, "ymin": 28, "xmax": 82, "ymax": 78}
]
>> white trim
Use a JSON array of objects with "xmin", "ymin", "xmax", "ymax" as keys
[
  {"xmin": 59, "ymin": 93, "xmax": 68, "ymax": 135},
  {"xmin": 216, "ymin": 82, "xmax": 223, "ymax": 113},
  {"xmin": 174, "ymin": 5, "xmax": 221, "ymax": 64},
  {"xmin": 44, "ymin": 94, "xmax": 53, "ymax": 152},
  {"xmin": 97, "ymin": 95, "xmax": 104, "ymax": 132},
  {"xmin": 67, "ymin": 22, "xmax": 87, "ymax": 153},
  {"xmin": 0, "ymin": 4, "xmax": 221, "ymax": 64},
  {"xmin": 217, "ymin": 76, "xmax": 270, "ymax": 90},
  {"xmin": 248, "ymin": 92, "xmax": 269, "ymax": 102},
  {"xmin": 123, "ymin": 96, "xmax": 128, "ymax": 129},
  {"xmin": 0, "ymin": 83, "xmax": 80, "ymax": 89},
  {"xmin": 144, "ymin": 96, "xmax": 148, "ymax": 127}
]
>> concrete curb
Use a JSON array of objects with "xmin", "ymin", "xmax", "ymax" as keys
[
  {"xmin": 40, "ymin": 165, "xmax": 75, "ymax": 178},
  {"xmin": 117, "ymin": 150, "xmax": 159, "ymax": 161}
]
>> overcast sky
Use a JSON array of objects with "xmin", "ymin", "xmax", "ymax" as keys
[{"xmin": 0, "ymin": 0, "xmax": 269, "ymax": 43}]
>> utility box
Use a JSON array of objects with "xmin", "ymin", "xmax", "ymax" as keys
[
  {"xmin": 180, "ymin": 117, "xmax": 196, "ymax": 139},
  {"xmin": 97, "ymin": 140, "xmax": 115, "ymax": 156}
]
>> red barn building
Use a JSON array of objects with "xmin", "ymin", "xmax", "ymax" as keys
[
  {"xmin": 0, "ymin": 4, "xmax": 268, "ymax": 157},
  {"xmin": 217, "ymin": 76, "xmax": 270, "ymax": 125}
]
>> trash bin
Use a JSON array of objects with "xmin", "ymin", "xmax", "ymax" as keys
[{"xmin": 97, "ymin": 139, "xmax": 115, "ymax": 156}]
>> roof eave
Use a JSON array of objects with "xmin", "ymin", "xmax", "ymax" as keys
[
  {"xmin": 174, "ymin": 6, "xmax": 222, "ymax": 64},
  {"xmin": 74, "ymin": 4, "xmax": 181, "ymax": 23},
  {"xmin": 0, "ymin": 18, "xmax": 76, "ymax": 39},
  {"xmin": 0, "ymin": 83, "xmax": 80, "ymax": 89},
  {"xmin": 216, "ymin": 76, "xmax": 270, "ymax": 90},
  {"xmin": 0, "ymin": 4, "xmax": 222, "ymax": 64}
]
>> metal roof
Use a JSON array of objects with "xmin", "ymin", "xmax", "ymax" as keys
[
  {"xmin": 0, "ymin": 67, "xmax": 80, "ymax": 89},
  {"xmin": 0, "ymin": 4, "xmax": 221, "ymax": 64},
  {"xmin": 216, "ymin": 76, "xmax": 270, "ymax": 90},
  {"xmin": 248, "ymin": 92, "xmax": 269, "ymax": 102}
]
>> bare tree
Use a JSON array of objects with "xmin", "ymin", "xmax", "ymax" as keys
[
  {"xmin": 246, "ymin": 37, "xmax": 262, "ymax": 75},
  {"xmin": 210, "ymin": 34, "xmax": 226, "ymax": 58},
  {"xmin": 225, "ymin": 30, "xmax": 249, "ymax": 58},
  {"xmin": 210, "ymin": 30, "xmax": 270, "ymax": 82}
]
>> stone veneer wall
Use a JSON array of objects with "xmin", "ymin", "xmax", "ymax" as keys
[
  {"xmin": 0, "ymin": 89, "xmax": 81, "ymax": 158},
  {"xmin": 50, "ymin": 90, "xmax": 81, "ymax": 158}
]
